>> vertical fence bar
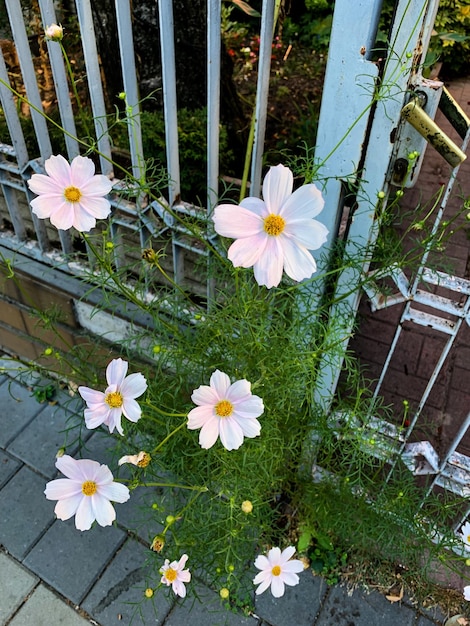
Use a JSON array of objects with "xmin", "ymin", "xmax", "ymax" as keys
[
  {"xmin": 74, "ymin": 0, "xmax": 113, "ymax": 177},
  {"xmin": 158, "ymin": 0, "xmax": 181, "ymax": 206},
  {"xmin": 207, "ymin": 0, "xmax": 221, "ymax": 213},
  {"xmin": 5, "ymin": 0, "xmax": 52, "ymax": 160},
  {"xmin": 0, "ymin": 54, "xmax": 29, "ymax": 171},
  {"xmin": 250, "ymin": 0, "xmax": 275, "ymax": 197},
  {"xmin": 38, "ymin": 0, "xmax": 80, "ymax": 161},
  {"xmin": 115, "ymin": 0, "xmax": 145, "ymax": 191}
]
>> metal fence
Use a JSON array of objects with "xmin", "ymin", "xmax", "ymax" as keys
[{"xmin": 1, "ymin": 0, "xmax": 470, "ymax": 526}]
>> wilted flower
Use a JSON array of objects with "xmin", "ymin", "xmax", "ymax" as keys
[
  {"xmin": 187, "ymin": 369, "xmax": 264, "ymax": 450},
  {"xmin": 459, "ymin": 522, "xmax": 470, "ymax": 550},
  {"xmin": 150, "ymin": 534, "xmax": 166, "ymax": 552},
  {"xmin": 45, "ymin": 23, "xmax": 63, "ymax": 41},
  {"xmin": 78, "ymin": 358, "xmax": 147, "ymax": 435},
  {"xmin": 28, "ymin": 154, "xmax": 112, "ymax": 232},
  {"xmin": 160, "ymin": 554, "xmax": 191, "ymax": 598},
  {"xmin": 118, "ymin": 451, "xmax": 151, "ymax": 467},
  {"xmin": 44, "ymin": 455, "xmax": 130, "ymax": 531},
  {"xmin": 253, "ymin": 546, "xmax": 304, "ymax": 597},
  {"xmin": 212, "ymin": 164, "xmax": 328, "ymax": 288}
]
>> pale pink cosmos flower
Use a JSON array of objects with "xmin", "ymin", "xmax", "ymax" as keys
[
  {"xmin": 459, "ymin": 522, "xmax": 470, "ymax": 550},
  {"xmin": 253, "ymin": 546, "xmax": 304, "ymax": 597},
  {"xmin": 44, "ymin": 455, "xmax": 130, "ymax": 531},
  {"xmin": 212, "ymin": 164, "xmax": 328, "ymax": 288},
  {"xmin": 78, "ymin": 358, "xmax": 147, "ymax": 435},
  {"xmin": 160, "ymin": 554, "xmax": 191, "ymax": 598},
  {"xmin": 464, "ymin": 585, "xmax": 470, "ymax": 601},
  {"xmin": 28, "ymin": 154, "xmax": 112, "ymax": 232},
  {"xmin": 187, "ymin": 369, "xmax": 264, "ymax": 451}
]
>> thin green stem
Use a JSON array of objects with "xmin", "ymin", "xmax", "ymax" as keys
[{"xmin": 151, "ymin": 420, "xmax": 187, "ymax": 455}]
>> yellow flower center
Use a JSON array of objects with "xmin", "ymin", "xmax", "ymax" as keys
[
  {"xmin": 271, "ymin": 565, "xmax": 281, "ymax": 577},
  {"xmin": 64, "ymin": 185, "xmax": 82, "ymax": 203},
  {"xmin": 82, "ymin": 480, "xmax": 97, "ymax": 496},
  {"xmin": 165, "ymin": 567, "xmax": 177, "ymax": 582},
  {"xmin": 215, "ymin": 399, "xmax": 233, "ymax": 417},
  {"xmin": 467, "ymin": 534, "xmax": 470, "ymax": 543},
  {"xmin": 263, "ymin": 214, "xmax": 285, "ymax": 236},
  {"xmin": 105, "ymin": 391, "xmax": 124, "ymax": 408}
]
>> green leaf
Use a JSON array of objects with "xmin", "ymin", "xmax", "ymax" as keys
[
  {"xmin": 297, "ymin": 530, "xmax": 312, "ymax": 552},
  {"xmin": 230, "ymin": 0, "xmax": 261, "ymax": 17}
]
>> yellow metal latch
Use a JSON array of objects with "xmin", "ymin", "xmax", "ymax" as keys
[{"xmin": 401, "ymin": 97, "xmax": 467, "ymax": 168}]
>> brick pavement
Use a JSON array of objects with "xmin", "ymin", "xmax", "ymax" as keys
[
  {"xmin": 348, "ymin": 75, "xmax": 470, "ymax": 458},
  {"xmin": 0, "ymin": 361, "xmax": 448, "ymax": 625}
]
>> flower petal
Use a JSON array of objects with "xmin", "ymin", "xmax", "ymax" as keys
[
  {"xmin": 28, "ymin": 173, "xmax": 62, "ymax": 196},
  {"xmin": 44, "ymin": 154, "xmax": 72, "ymax": 185},
  {"xmin": 55, "ymin": 455, "xmax": 89, "ymax": 481},
  {"xmin": 121, "ymin": 398, "xmax": 142, "ymax": 423},
  {"xmin": 198, "ymin": 418, "xmax": 221, "ymax": 449},
  {"xmin": 270, "ymin": 576, "xmax": 285, "ymax": 598},
  {"xmin": 54, "ymin": 494, "xmax": 83, "ymax": 520},
  {"xmin": 209, "ymin": 370, "xmax": 231, "ymax": 397},
  {"xmin": 106, "ymin": 358, "xmax": 128, "ymax": 387},
  {"xmin": 281, "ymin": 237, "xmax": 318, "ymax": 283},
  {"xmin": 120, "ymin": 372, "xmax": 147, "ymax": 399},
  {"xmin": 262, "ymin": 164, "xmax": 293, "ymax": 213},
  {"xmin": 70, "ymin": 154, "xmax": 96, "ymax": 187},
  {"xmin": 90, "ymin": 493, "xmax": 116, "ymax": 527},
  {"xmin": 213, "ymin": 204, "xmax": 264, "ymax": 238},
  {"xmin": 225, "ymin": 379, "xmax": 251, "ymax": 403},
  {"xmin": 81, "ymin": 174, "xmax": 113, "ymax": 196},
  {"xmin": 253, "ymin": 236, "xmax": 284, "ymax": 288},
  {"xmin": 79, "ymin": 387, "xmax": 106, "ymax": 405},
  {"xmin": 233, "ymin": 415, "xmax": 261, "ymax": 439},
  {"xmin": 74, "ymin": 495, "xmax": 95, "ymax": 531},
  {"xmin": 45, "ymin": 478, "xmax": 82, "ymax": 500},
  {"xmin": 227, "ymin": 234, "xmax": 267, "ymax": 269},
  {"xmin": 48, "ymin": 203, "xmax": 75, "ymax": 231},
  {"xmin": 280, "ymin": 183, "xmax": 324, "ymax": 220},
  {"xmin": 187, "ymin": 405, "xmax": 215, "ymax": 429},
  {"xmin": 285, "ymin": 219, "xmax": 329, "ymax": 250},
  {"xmin": 280, "ymin": 546, "xmax": 297, "ymax": 563},
  {"xmin": 233, "ymin": 395, "xmax": 264, "ymax": 418},
  {"xmin": 219, "ymin": 417, "xmax": 244, "ymax": 450}
]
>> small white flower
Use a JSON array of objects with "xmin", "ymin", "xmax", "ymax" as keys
[
  {"xmin": 464, "ymin": 585, "xmax": 470, "ymax": 601},
  {"xmin": 45, "ymin": 23, "xmax": 63, "ymax": 41},
  {"xmin": 459, "ymin": 522, "xmax": 470, "ymax": 550},
  {"xmin": 28, "ymin": 154, "xmax": 112, "ymax": 232},
  {"xmin": 187, "ymin": 370, "xmax": 263, "ymax": 450},
  {"xmin": 78, "ymin": 358, "xmax": 147, "ymax": 435},
  {"xmin": 44, "ymin": 455, "xmax": 130, "ymax": 531},
  {"xmin": 213, "ymin": 164, "xmax": 328, "ymax": 288},
  {"xmin": 160, "ymin": 554, "xmax": 191, "ymax": 598},
  {"xmin": 118, "ymin": 451, "xmax": 151, "ymax": 467},
  {"xmin": 253, "ymin": 546, "xmax": 304, "ymax": 597}
]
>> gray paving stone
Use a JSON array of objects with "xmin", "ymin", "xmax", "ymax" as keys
[
  {"xmin": 416, "ymin": 615, "xmax": 445, "ymax": 626},
  {"xmin": 254, "ymin": 570, "xmax": 327, "ymax": 626},
  {"xmin": 315, "ymin": 584, "xmax": 416, "ymax": 626},
  {"xmin": 7, "ymin": 401, "xmax": 86, "ymax": 479},
  {"xmin": 117, "ymin": 485, "xmax": 165, "ymax": 543},
  {"xmin": 0, "ymin": 379, "xmax": 44, "ymax": 447},
  {"xmin": 0, "ymin": 448, "xmax": 21, "ymax": 488},
  {"xmin": 82, "ymin": 537, "xmax": 174, "ymax": 626},
  {"xmin": 24, "ymin": 518, "xmax": 126, "ymax": 605},
  {"xmin": 9, "ymin": 584, "xmax": 91, "ymax": 626},
  {"xmin": 163, "ymin": 583, "xmax": 258, "ymax": 626},
  {"xmin": 0, "ymin": 552, "xmax": 38, "ymax": 624},
  {"xmin": 0, "ymin": 465, "xmax": 55, "ymax": 559}
]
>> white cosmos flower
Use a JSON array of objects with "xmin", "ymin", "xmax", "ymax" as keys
[
  {"xmin": 160, "ymin": 554, "xmax": 191, "ymax": 598},
  {"xmin": 78, "ymin": 358, "xmax": 147, "ymax": 435},
  {"xmin": 464, "ymin": 585, "xmax": 470, "ymax": 601},
  {"xmin": 253, "ymin": 546, "xmax": 304, "ymax": 597},
  {"xmin": 27, "ymin": 154, "xmax": 112, "ymax": 232},
  {"xmin": 44, "ymin": 455, "xmax": 130, "ymax": 531},
  {"xmin": 212, "ymin": 164, "xmax": 328, "ymax": 288},
  {"xmin": 459, "ymin": 522, "xmax": 470, "ymax": 550},
  {"xmin": 187, "ymin": 369, "xmax": 264, "ymax": 451}
]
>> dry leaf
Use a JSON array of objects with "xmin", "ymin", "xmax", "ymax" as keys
[{"xmin": 386, "ymin": 585, "xmax": 404, "ymax": 603}]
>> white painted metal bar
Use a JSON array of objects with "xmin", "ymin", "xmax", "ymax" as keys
[
  {"xmin": 158, "ymin": 0, "xmax": 181, "ymax": 207},
  {"xmin": 115, "ymin": 0, "xmax": 145, "ymax": 189},
  {"xmin": 250, "ymin": 0, "xmax": 275, "ymax": 197},
  {"xmin": 5, "ymin": 0, "xmax": 52, "ymax": 160},
  {"xmin": 312, "ymin": 0, "xmax": 432, "ymax": 408},
  {"xmin": 75, "ymin": 0, "xmax": 113, "ymax": 177},
  {"xmin": 38, "ymin": 0, "xmax": 80, "ymax": 161},
  {"xmin": 207, "ymin": 0, "xmax": 221, "ymax": 213},
  {"xmin": 0, "ymin": 52, "xmax": 29, "ymax": 170}
]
